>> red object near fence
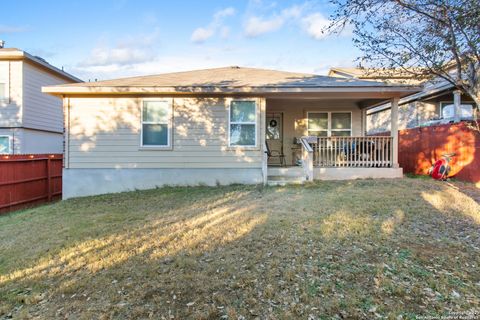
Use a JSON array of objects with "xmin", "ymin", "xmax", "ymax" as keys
[
  {"xmin": 371, "ymin": 122, "xmax": 480, "ymax": 186},
  {"xmin": 0, "ymin": 154, "xmax": 62, "ymax": 214}
]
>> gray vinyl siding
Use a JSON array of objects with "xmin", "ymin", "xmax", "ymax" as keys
[
  {"xmin": 19, "ymin": 129, "xmax": 63, "ymax": 153},
  {"xmin": 0, "ymin": 127, "xmax": 62, "ymax": 154},
  {"xmin": 22, "ymin": 62, "xmax": 65, "ymax": 133},
  {"xmin": 367, "ymin": 109, "xmax": 391, "ymax": 134},
  {"xmin": 367, "ymin": 100, "xmax": 439, "ymax": 134},
  {"xmin": 0, "ymin": 61, "xmax": 22, "ymax": 127},
  {"xmin": 67, "ymin": 97, "xmax": 264, "ymax": 169}
]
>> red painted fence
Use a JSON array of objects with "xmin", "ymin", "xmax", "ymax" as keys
[
  {"xmin": 0, "ymin": 154, "xmax": 62, "ymax": 214},
  {"xmin": 372, "ymin": 122, "xmax": 480, "ymax": 186}
]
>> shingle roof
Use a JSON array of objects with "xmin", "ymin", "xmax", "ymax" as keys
[
  {"xmin": 43, "ymin": 66, "xmax": 421, "ymax": 95},
  {"xmin": 54, "ymin": 66, "xmax": 417, "ymax": 88}
]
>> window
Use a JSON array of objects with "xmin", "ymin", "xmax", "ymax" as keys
[
  {"xmin": 229, "ymin": 100, "xmax": 257, "ymax": 147},
  {"xmin": 307, "ymin": 113, "xmax": 328, "ymax": 136},
  {"xmin": 141, "ymin": 100, "xmax": 172, "ymax": 147},
  {"xmin": 331, "ymin": 112, "xmax": 352, "ymax": 136},
  {"xmin": 441, "ymin": 102, "xmax": 473, "ymax": 119},
  {"xmin": 0, "ymin": 136, "xmax": 10, "ymax": 154},
  {"xmin": 0, "ymin": 83, "xmax": 5, "ymax": 100},
  {"xmin": 307, "ymin": 112, "xmax": 352, "ymax": 137}
]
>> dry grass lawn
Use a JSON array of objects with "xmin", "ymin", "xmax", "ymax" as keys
[{"xmin": 0, "ymin": 178, "xmax": 479, "ymax": 319}]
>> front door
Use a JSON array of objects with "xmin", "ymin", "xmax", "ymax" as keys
[{"xmin": 266, "ymin": 112, "xmax": 283, "ymax": 166}]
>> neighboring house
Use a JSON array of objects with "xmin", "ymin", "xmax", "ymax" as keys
[
  {"xmin": 43, "ymin": 66, "xmax": 419, "ymax": 199},
  {"xmin": 328, "ymin": 67, "xmax": 476, "ymax": 134},
  {"xmin": 328, "ymin": 67, "xmax": 424, "ymax": 85},
  {"xmin": 0, "ymin": 47, "xmax": 81, "ymax": 154}
]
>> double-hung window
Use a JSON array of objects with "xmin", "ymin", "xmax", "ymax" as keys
[
  {"xmin": 0, "ymin": 136, "xmax": 11, "ymax": 154},
  {"xmin": 229, "ymin": 100, "xmax": 257, "ymax": 147},
  {"xmin": 307, "ymin": 112, "xmax": 352, "ymax": 137},
  {"xmin": 141, "ymin": 100, "xmax": 172, "ymax": 147}
]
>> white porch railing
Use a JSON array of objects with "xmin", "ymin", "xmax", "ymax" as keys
[{"xmin": 307, "ymin": 136, "xmax": 393, "ymax": 168}]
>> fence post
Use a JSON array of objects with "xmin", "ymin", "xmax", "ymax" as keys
[{"xmin": 47, "ymin": 157, "xmax": 52, "ymax": 202}]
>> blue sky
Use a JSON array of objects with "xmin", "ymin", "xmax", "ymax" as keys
[{"xmin": 0, "ymin": 0, "xmax": 359, "ymax": 81}]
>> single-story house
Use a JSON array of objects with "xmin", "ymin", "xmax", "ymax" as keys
[
  {"xmin": 0, "ymin": 47, "xmax": 82, "ymax": 154},
  {"xmin": 328, "ymin": 67, "xmax": 477, "ymax": 134},
  {"xmin": 43, "ymin": 67, "xmax": 420, "ymax": 199}
]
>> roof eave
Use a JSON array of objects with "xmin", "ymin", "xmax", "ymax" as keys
[
  {"xmin": 366, "ymin": 82, "xmax": 455, "ymax": 113},
  {"xmin": 0, "ymin": 49, "xmax": 82, "ymax": 83},
  {"xmin": 42, "ymin": 85, "xmax": 422, "ymax": 96}
]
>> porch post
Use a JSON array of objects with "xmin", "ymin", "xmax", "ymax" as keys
[
  {"xmin": 453, "ymin": 90, "xmax": 462, "ymax": 122},
  {"xmin": 259, "ymin": 97, "xmax": 268, "ymax": 185},
  {"xmin": 391, "ymin": 97, "xmax": 400, "ymax": 168},
  {"xmin": 361, "ymin": 108, "xmax": 367, "ymax": 135}
]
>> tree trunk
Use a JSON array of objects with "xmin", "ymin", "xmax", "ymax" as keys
[{"xmin": 464, "ymin": 88, "xmax": 480, "ymax": 109}]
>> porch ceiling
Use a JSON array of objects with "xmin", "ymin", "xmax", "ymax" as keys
[{"xmin": 264, "ymin": 92, "xmax": 410, "ymax": 109}]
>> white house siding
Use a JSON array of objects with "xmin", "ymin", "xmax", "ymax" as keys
[
  {"xmin": 63, "ymin": 96, "xmax": 265, "ymax": 198},
  {"xmin": 0, "ymin": 60, "xmax": 23, "ymax": 127},
  {"xmin": 266, "ymin": 99, "xmax": 362, "ymax": 165},
  {"xmin": 22, "ymin": 62, "xmax": 65, "ymax": 133},
  {"xmin": 67, "ymin": 97, "xmax": 264, "ymax": 169}
]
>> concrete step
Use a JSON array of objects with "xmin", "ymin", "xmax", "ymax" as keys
[
  {"xmin": 267, "ymin": 166, "xmax": 307, "ymax": 186},
  {"xmin": 267, "ymin": 166, "xmax": 304, "ymax": 177},
  {"xmin": 267, "ymin": 174, "xmax": 305, "ymax": 181},
  {"xmin": 267, "ymin": 178, "xmax": 306, "ymax": 186}
]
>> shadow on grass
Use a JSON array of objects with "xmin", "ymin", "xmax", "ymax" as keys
[{"xmin": 0, "ymin": 179, "xmax": 479, "ymax": 319}]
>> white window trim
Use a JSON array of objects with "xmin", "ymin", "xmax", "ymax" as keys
[
  {"xmin": 140, "ymin": 99, "xmax": 173, "ymax": 149},
  {"xmin": 0, "ymin": 135, "xmax": 11, "ymax": 154},
  {"xmin": 228, "ymin": 99, "xmax": 258, "ymax": 148},
  {"xmin": 307, "ymin": 111, "xmax": 353, "ymax": 137},
  {"xmin": 440, "ymin": 101, "xmax": 474, "ymax": 119}
]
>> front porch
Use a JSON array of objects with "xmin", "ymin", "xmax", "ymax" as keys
[
  {"xmin": 263, "ymin": 96, "xmax": 403, "ymax": 184},
  {"xmin": 266, "ymin": 138, "xmax": 402, "ymax": 185}
]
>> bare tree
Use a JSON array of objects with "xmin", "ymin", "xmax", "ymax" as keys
[{"xmin": 329, "ymin": 0, "xmax": 480, "ymax": 109}]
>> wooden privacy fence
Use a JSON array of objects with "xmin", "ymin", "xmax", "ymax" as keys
[
  {"xmin": 0, "ymin": 154, "xmax": 62, "ymax": 214},
  {"xmin": 370, "ymin": 121, "xmax": 480, "ymax": 185}
]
